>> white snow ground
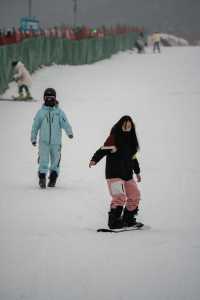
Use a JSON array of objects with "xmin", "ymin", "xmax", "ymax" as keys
[{"xmin": 0, "ymin": 46, "xmax": 200, "ymax": 300}]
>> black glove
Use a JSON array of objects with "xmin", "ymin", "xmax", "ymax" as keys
[
  {"xmin": 68, "ymin": 134, "xmax": 73, "ymax": 139},
  {"xmin": 32, "ymin": 141, "xmax": 36, "ymax": 146}
]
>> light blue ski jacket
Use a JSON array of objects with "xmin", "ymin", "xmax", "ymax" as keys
[{"xmin": 31, "ymin": 105, "xmax": 73, "ymax": 145}]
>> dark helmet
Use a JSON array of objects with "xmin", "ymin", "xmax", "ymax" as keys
[
  {"xmin": 11, "ymin": 60, "xmax": 18, "ymax": 68},
  {"xmin": 44, "ymin": 88, "xmax": 56, "ymax": 98},
  {"xmin": 43, "ymin": 88, "xmax": 57, "ymax": 107}
]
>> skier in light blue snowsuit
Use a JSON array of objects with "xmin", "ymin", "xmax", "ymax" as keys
[{"xmin": 31, "ymin": 88, "xmax": 73, "ymax": 188}]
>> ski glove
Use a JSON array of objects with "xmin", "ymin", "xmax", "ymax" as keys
[
  {"xmin": 32, "ymin": 141, "xmax": 37, "ymax": 146},
  {"xmin": 68, "ymin": 134, "xmax": 73, "ymax": 139}
]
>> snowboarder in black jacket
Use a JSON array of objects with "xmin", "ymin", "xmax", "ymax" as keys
[{"xmin": 89, "ymin": 115, "xmax": 141, "ymax": 229}]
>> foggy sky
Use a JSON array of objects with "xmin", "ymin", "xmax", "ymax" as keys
[{"xmin": 0, "ymin": 0, "xmax": 199, "ymax": 37}]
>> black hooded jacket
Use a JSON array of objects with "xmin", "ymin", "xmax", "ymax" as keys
[{"xmin": 91, "ymin": 133, "xmax": 140, "ymax": 180}]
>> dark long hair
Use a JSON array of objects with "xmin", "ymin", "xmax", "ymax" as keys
[{"xmin": 110, "ymin": 115, "xmax": 139, "ymax": 154}]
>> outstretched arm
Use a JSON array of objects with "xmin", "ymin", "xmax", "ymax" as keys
[
  {"xmin": 89, "ymin": 147, "xmax": 111, "ymax": 167},
  {"xmin": 89, "ymin": 134, "xmax": 117, "ymax": 167}
]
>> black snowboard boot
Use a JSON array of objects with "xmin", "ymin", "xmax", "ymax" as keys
[
  {"xmin": 48, "ymin": 171, "xmax": 58, "ymax": 187},
  {"xmin": 122, "ymin": 207, "xmax": 139, "ymax": 227},
  {"xmin": 108, "ymin": 206, "xmax": 123, "ymax": 229},
  {"xmin": 39, "ymin": 173, "xmax": 46, "ymax": 189}
]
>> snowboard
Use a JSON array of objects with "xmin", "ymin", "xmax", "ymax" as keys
[
  {"xmin": 0, "ymin": 97, "xmax": 37, "ymax": 102},
  {"xmin": 97, "ymin": 223, "xmax": 150, "ymax": 233}
]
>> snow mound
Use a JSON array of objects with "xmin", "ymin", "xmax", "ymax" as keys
[
  {"xmin": 148, "ymin": 33, "xmax": 189, "ymax": 46},
  {"xmin": 160, "ymin": 33, "xmax": 189, "ymax": 46}
]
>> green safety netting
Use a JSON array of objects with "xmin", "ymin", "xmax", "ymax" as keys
[{"xmin": 0, "ymin": 32, "xmax": 139, "ymax": 94}]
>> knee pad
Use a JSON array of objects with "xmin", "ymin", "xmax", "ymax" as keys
[{"xmin": 110, "ymin": 181, "xmax": 125, "ymax": 196}]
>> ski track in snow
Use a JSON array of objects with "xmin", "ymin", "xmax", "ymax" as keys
[{"xmin": 0, "ymin": 47, "xmax": 200, "ymax": 300}]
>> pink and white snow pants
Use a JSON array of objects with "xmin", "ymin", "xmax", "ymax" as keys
[{"xmin": 107, "ymin": 178, "xmax": 140, "ymax": 211}]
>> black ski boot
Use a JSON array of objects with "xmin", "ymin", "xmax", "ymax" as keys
[
  {"xmin": 122, "ymin": 207, "xmax": 139, "ymax": 227},
  {"xmin": 39, "ymin": 173, "xmax": 46, "ymax": 189},
  {"xmin": 48, "ymin": 171, "xmax": 58, "ymax": 187},
  {"xmin": 108, "ymin": 206, "xmax": 123, "ymax": 229}
]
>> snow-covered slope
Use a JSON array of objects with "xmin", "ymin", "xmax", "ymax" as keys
[{"xmin": 0, "ymin": 47, "xmax": 200, "ymax": 300}]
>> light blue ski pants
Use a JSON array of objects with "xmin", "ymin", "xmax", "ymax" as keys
[{"xmin": 38, "ymin": 143, "xmax": 61, "ymax": 175}]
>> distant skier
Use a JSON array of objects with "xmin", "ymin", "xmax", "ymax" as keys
[
  {"xmin": 31, "ymin": 88, "xmax": 74, "ymax": 188},
  {"xmin": 152, "ymin": 32, "xmax": 161, "ymax": 53},
  {"xmin": 89, "ymin": 115, "xmax": 141, "ymax": 229},
  {"xmin": 11, "ymin": 60, "xmax": 32, "ymax": 100},
  {"xmin": 135, "ymin": 32, "xmax": 145, "ymax": 53}
]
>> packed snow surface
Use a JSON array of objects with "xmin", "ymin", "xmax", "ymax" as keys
[{"xmin": 0, "ymin": 47, "xmax": 200, "ymax": 300}]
